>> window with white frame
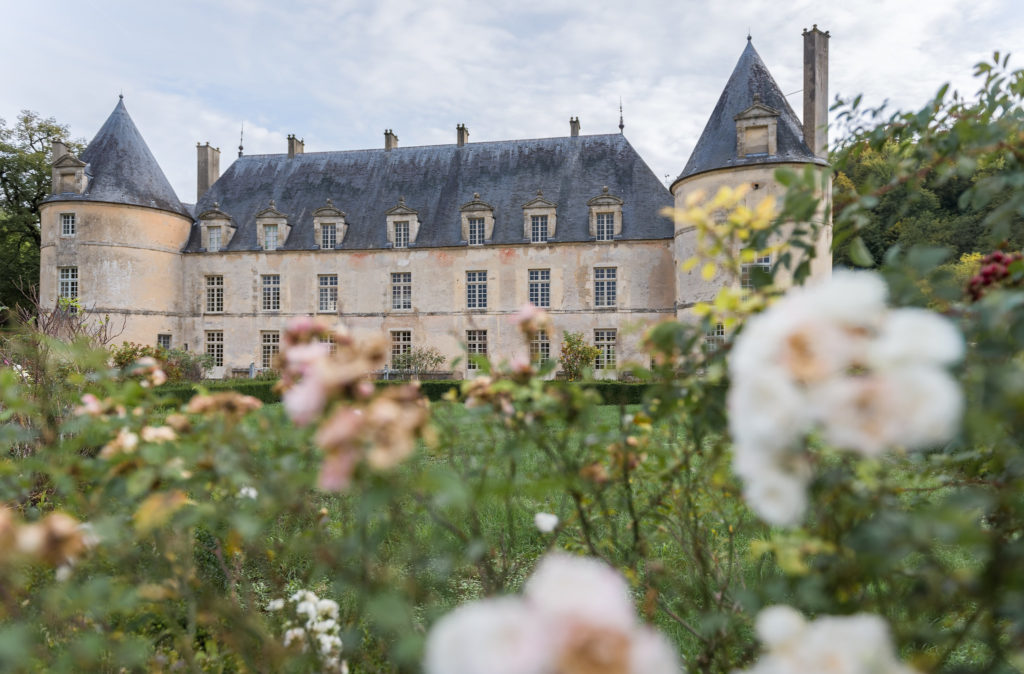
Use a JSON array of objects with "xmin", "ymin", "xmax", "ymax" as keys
[
  {"xmin": 704, "ymin": 322, "xmax": 726, "ymax": 353},
  {"xmin": 157, "ymin": 334, "xmax": 172, "ymax": 350},
  {"xmin": 596, "ymin": 212, "xmax": 614, "ymax": 241},
  {"xmin": 391, "ymin": 330, "xmax": 412, "ymax": 368},
  {"xmin": 206, "ymin": 330, "xmax": 224, "ymax": 366},
  {"xmin": 594, "ymin": 329, "xmax": 617, "ymax": 370},
  {"xmin": 207, "ymin": 226, "xmax": 222, "ymax": 252},
  {"xmin": 466, "ymin": 270, "xmax": 487, "ymax": 309},
  {"xmin": 318, "ymin": 274, "xmax": 338, "ymax": 312},
  {"xmin": 531, "ymin": 215, "xmax": 549, "ymax": 243},
  {"xmin": 60, "ymin": 213, "xmax": 76, "ymax": 236},
  {"xmin": 261, "ymin": 274, "xmax": 280, "ymax": 311},
  {"xmin": 321, "ymin": 223, "xmax": 337, "ymax": 250},
  {"xmin": 528, "ymin": 269, "xmax": 551, "ymax": 308},
  {"xmin": 263, "ymin": 224, "xmax": 279, "ymax": 251},
  {"xmin": 530, "ymin": 329, "xmax": 551, "ymax": 363},
  {"xmin": 261, "ymin": 331, "xmax": 280, "ymax": 369},
  {"xmin": 594, "ymin": 267, "xmax": 617, "ymax": 307},
  {"xmin": 393, "ymin": 221, "xmax": 410, "ymax": 248},
  {"xmin": 466, "ymin": 330, "xmax": 487, "ymax": 369},
  {"xmin": 391, "ymin": 272, "xmax": 411, "ymax": 310},
  {"xmin": 740, "ymin": 255, "xmax": 772, "ymax": 290},
  {"xmin": 468, "ymin": 218, "xmax": 485, "ymax": 246},
  {"xmin": 205, "ymin": 275, "xmax": 224, "ymax": 313},
  {"xmin": 58, "ymin": 267, "xmax": 78, "ymax": 300}
]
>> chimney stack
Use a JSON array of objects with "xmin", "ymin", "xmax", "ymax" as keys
[
  {"xmin": 51, "ymin": 139, "xmax": 68, "ymax": 161},
  {"xmin": 287, "ymin": 134, "xmax": 305, "ymax": 158},
  {"xmin": 196, "ymin": 142, "xmax": 221, "ymax": 201},
  {"xmin": 384, "ymin": 129, "xmax": 399, "ymax": 151},
  {"xmin": 457, "ymin": 123, "xmax": 469, "ymax": 147},
  {"xmin": 802, "ymin": 25, "xmax": 830, "ymax": 159},
  {"xmin": 570, "ymin": 117, "xmax": 580, "ymax": 137}
]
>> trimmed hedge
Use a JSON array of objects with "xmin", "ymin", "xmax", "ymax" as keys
[{"xmin": 158, "ymin": 378, "xmax": 650, "ymax": 407}]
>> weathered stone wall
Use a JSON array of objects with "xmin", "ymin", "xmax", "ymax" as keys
[
  {"xmin": 39, "ymin": 200, "xmax": 192, "ymax": 346},
  {"xmin": 181, "ymin": 239, "xmax": 676, "ymax": 378}
]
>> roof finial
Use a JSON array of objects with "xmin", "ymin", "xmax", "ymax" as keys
[
  {"xmin": 618, "ymin": 98, "xmax": 624, "ymax": 134},
  {"xmin": 118, "ymin": 91, "xmax": 124, "ymax": 100},
  {"xmin": 747, "ymin": 30, "xmax": 751, "ymax": 41},
  {"xmin": 238, "ymin": 123, "xmax": 244, "ymax": 158}
]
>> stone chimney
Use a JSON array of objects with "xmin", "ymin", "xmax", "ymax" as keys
[
  {"xmin": 196, "ymin": 142, "xmax": 221, "ymax": 201},
  {"xmin": 51, "ymin": 139, "xmax": 68, "ymax": 161},
  {"xmin": 802, "ymin": 25, "xmax": 830, "ymax": 159},
  {"xmin": 287, "ymin": 134, "xmax": 304, "ymax": 158},
  {"xmin": 457, "ymin": 123, "xmax": 469, "ymax": 147},
  {"xmin": 570, "ymin": 117, "xmax": 581, "ymax": 137},
  {"xmin": 384, "ymin": 129, "xmax": 399, "ymax": 151}
]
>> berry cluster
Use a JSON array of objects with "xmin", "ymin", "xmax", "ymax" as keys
[{"xmin": 967, "ymin": 250, "xmax": 1024, "ymax": 301}]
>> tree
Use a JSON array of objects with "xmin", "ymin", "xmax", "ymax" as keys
[
  {"xmin": 392, "ymin": 346, "xmax": 446, "ymax": 375},
  {"xmin": 558, "ymin": 331, "xmax": 600, "ymax": 381},
  {"xmin": 0, "ymin": 111, "xmax": 83, "ymax": 320}
]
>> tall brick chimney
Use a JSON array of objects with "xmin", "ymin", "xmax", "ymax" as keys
[
  {"xmin": 287, "ymin": 134, "xmax": 305, "ymax": 158},
  {"xmin": 570, "ymin": 117, "xmax": 581, "ymax": 137},
  {"xmin": 802, "ymin": 25, "xmax": 830, "ymax": 159},
  {"xmin": 384, "ymin": 129, "xmax": 399, "ymax": 151},
  {"xmin": 457, "ymin": 123, "xmax": 469, "ymax": 147},
  {"xmin": 196, "ymin": 142, "xmax": 221, "ymax": 201}
]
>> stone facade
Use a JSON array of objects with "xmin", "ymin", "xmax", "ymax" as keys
[{"xmin": 39, "ymin": 31, "xmax": 832, "ymax": 378}]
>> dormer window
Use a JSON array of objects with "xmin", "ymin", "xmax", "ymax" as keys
[
  {"xmin": 587, "ymin": 187, "xmax": 624, "ymax": 241},
  {"xmin": 198, "ymin": 202, "xmax": 236, "ymax": 253},
  {"xmin": 313, "ymin": 199, "xmax": 347, "ymax": 250},
  {"xmin": 522, "ymin": 191, "xmax": 557, "ymax": 243},
  {"xmin": 460, "ymin": 193, "xmax": 494, "ymax": 245},
  {"xmin": 255, "ymin": 200, "xmax": 290, "ymax": 251},
  {"xmin": 734, "ymin": 94, "xmax": 780, "ymax": 158},
  {"xmin": 385, "ymin": 197, "xmax": 420, "ymax": 248},
  {"xmin": 51, "ymin": 153, "xmax": 89, "ymax": 195}
]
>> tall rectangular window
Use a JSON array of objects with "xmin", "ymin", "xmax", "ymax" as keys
[
  {"xmin": 466, "ymin": 270, "xmax": 487, "ymax": 309},
  {"xmin": 391, "ymin": 330, "xmax": 412, "ymax": 368},
  {"xmin": 208, "ymin": 226, "xmax": 222, "ymax": 252},
  {"xmin": 531, "ymin": 215, "xmax": 549, "ymax": 243},
  {"xmin": 321, "ymin": 223, "xmax": 337, "ymax": 249},
  {"xmin": 318, "ymin": 274, "xmax": 338, "ymax": 312},
  {"xmin": 704, "ymin": 323, "xmax": 726, "ymax": 353},
  {"xmin": 741, "ymin": 255, "xmax": 772, "ymax": 290},
  {"xmin": 60, "ymin": 213, "xmax": 76, "ymax": 236},
  {"xmin": 466, "ymin": 330, "xmax": 487, "ymax": 369},
  {"xmin": 530, "ymin": 329, "xmax": 551, "ymax": 363},
  {"xmin": 394, "ymin": 221, "xmax": 409, "ymax": 248},
  {"xmin": 205, "ymin": 275, "xmax": 224, "ymax": 313},
  {"xmin": 594, "ymin": 329, "xmax": 617, "ymax": 370},
  {"xmin": 594, "ymin": 267, "xmax": 617, "ymax": 307},
  {"xmin": 528, "ymin": 269, "xmax": 551, "ymax": 308},
  {"xmin": 262, "ymin": 274, "xmax": 280, "ymax": 311},
  {"xmin": 596, "ymin": 212, "xmax": 614, "ymax": 241},
  {"xmin": 468, "ymin": 218, "xmax": 485, "ymax": 245},
  {"xmin": 261, "ymin": 331, "xmax": 280, "ymax": 369},
  {"xmin": 264, "ymin": 224, "xmax": 279, "ymax": 251},
  {"xmin": 206, "ymin": 330, "xmax": 224, "ymax": 366},
  {"xmin": 58, "ymin": 267, "xmax": 78, "ymax": 301},
  {"xmin": 157, "ymin": 334, "xmax": 172, "ymax": 350},
  {"xmin": 391, "ymin": 272, "xmax": 411, "ymax": 310}
]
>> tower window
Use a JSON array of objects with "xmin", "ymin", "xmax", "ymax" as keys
[{"xmin": 60, "ymin": 213, "xmax": 76, "ymax": 236}]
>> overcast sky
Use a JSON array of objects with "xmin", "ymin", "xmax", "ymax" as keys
[{"xmin": 3, "ymin": 0, "xmax": 1020, "ymax": 204}]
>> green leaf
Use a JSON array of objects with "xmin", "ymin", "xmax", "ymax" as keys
[{"xmin": 848, "ymin": 236, "xmax": 875, "ymax": 267}]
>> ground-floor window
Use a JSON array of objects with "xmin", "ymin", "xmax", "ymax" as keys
[
  {"xmin": 261, "ymin": 331, "xmax": 280, "ymax": 369},
  {"xmin": 466, "ymin": 330, "xmax": 487, "ymax": 369},
  {"xmin": 391, "ymin": 330, "xmax": 412, "ymax": 368},
  {"xmin": 594, "ymin": 329, "xmax": 617, "ymax": 370},
  {"xmin": 206, "ymin": 331, "xmax": 224, "ymax": 367}
]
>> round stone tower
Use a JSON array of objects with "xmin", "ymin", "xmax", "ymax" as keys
[
  {"xmin": 39, "ymin": 97, "xmax": 192, "ymax": 348},
  {"xmin": 671, "ymin": 31, "xmax": 833, "ymax": 320}
]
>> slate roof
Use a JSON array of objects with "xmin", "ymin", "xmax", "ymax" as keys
[
  {"xmin": 186, "ymin": 133, "xmax": 673, "ymax": 252},
  {"xmin": 675, "ymin": 39, "xmax": 825, "ymax": 185},
  {"xmin": 44, "ymin": 98, "xmax": 190, "ymax": 218}
]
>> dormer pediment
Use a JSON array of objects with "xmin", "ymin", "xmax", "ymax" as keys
[
  {"xmin": 313, "ymin": 198, "xmax": 346, "ymax": 219},
  {"xmin": 734, "ymin": 102, "xmax": 780, "ymax": 121},
  {"xmin": 522, "ymin": 191, "xmax": 557, "ymax": 209},
  {"xmin": 198, "ymin": 202, "xmax": 233, "ymax": 223},
  {"xmin": 586, "ymin": 186, "xmax": 624, "ymax": 207},
  {"xmin": 385, "ymin": 196, "xmax": 418, "ymax": 217},
  {"xmin": 255, "ymin": 200, "xmax": 287, "ymax": 219},
  {"xmin": 52, "ymin": 154, "xmax": 87, "ymax": 169},
  {"xmin": 460, "ymin": 193, "xmax": 494, "ymax": 212}
]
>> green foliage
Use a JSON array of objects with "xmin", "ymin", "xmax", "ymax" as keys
[
  {"xmin": 109, "ymin": 341, "xmax": 212, "ymax": 383},
  {"xmin": 0, "ymin": 112, "xmax": 84, "ymax": 320},
  {"xmin": 558, "ymin": 330, "xmax": 601, "ymax": 381},
  {"xmin": 391, "ymin": 346, "xmax": 446, "ymax": 374}
]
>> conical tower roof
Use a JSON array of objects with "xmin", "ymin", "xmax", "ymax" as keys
[
  {"xmin": 76, "ymin": 97, "xmax": 190, "ymax": 217},
  {"xmin": 674, "ymin": 39, "xmax": 824, "ymax": 185}
]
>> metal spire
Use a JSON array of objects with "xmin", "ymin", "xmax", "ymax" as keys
[
  {"xmin": 238, "ymin": 123, "xmax": 244, "ymax": 158},
  {"xmin": 618, "ymin": 98, "xmax": 624, "ymax": 134}
]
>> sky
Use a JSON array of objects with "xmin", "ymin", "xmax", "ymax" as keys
[{"xmin": 3, "ymin": 0, "xmax": 1021, "ymax": 205}]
